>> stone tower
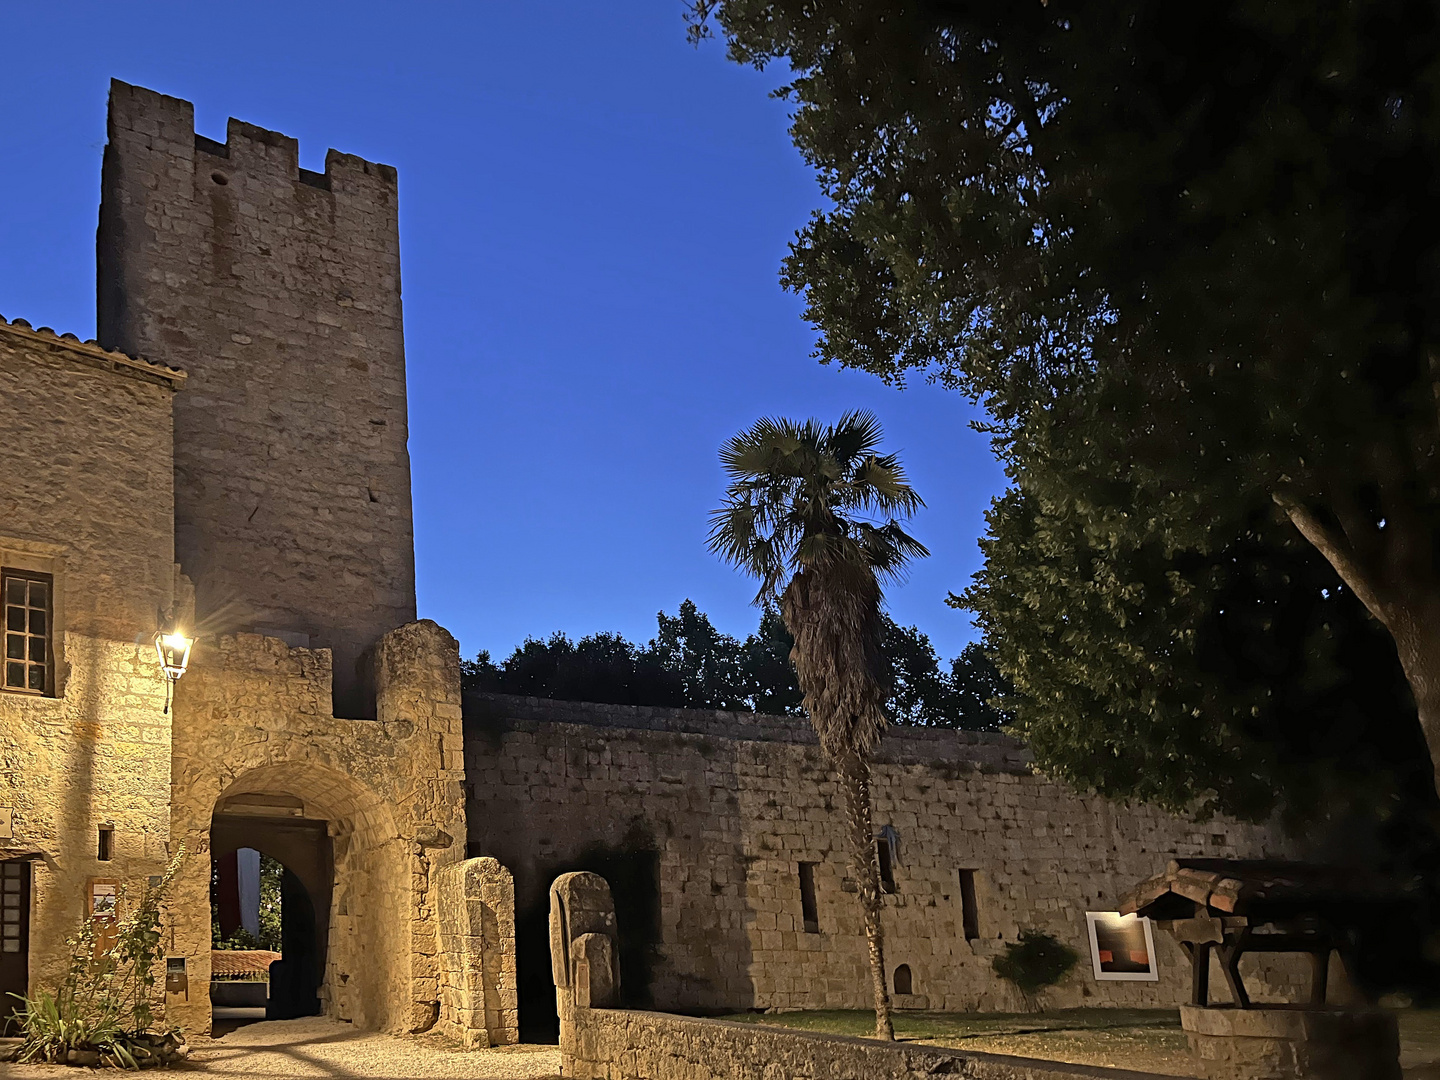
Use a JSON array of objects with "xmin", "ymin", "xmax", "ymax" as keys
[{"xmin": 96, "ymin": 80, "xmax": 416, "ymax": 716}]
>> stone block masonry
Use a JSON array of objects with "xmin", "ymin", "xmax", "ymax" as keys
[
  {"xmin": 467, "ymin": 693, "xmax": 1301, "ymax": 1021},
  {"xmin": 550, "ymin": 869, "xmax": 1170, "ymax": 1080},
  {"xmin": 563, "ymin": 1008, "xmax": 1173, "ymax": 1080},
  {"xmin": 167, "ymin": 620, "xmax": 469, "ymax": 1036},
  {"xmin": 0, "ymin": 318, "xmax": 184, "ymax": 993},
  {"xmin": 97, "ymin": 80, "xmax": 416, "ymax": 717},
  {"xmin": 433, "ymin": 857, "xmax": 519, "ymax": 1047}
]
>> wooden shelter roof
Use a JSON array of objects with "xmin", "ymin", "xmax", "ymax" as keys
[{"xmin": 1119, "ymin": 859, "xmax": 1401, "ymax": 920}]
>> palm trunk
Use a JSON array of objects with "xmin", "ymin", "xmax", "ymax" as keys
[{"xmin": 836, "ymin": 750, "xmax": 894, "ymax": 1041}]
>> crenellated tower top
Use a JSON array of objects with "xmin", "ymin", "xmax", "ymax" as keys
[{"xmin": 97, "ymin": 80, "xmax": 417, "ymax": 718}]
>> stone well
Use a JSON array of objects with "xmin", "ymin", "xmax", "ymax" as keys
[{"xmin": 1180, "ymin": 1004, "xmax": 1400, "ymax": 1080}]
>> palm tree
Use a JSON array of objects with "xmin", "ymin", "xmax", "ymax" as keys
[{"xmin": 709, "ymin": 411, "xmax": 927, "ymax": 1041}]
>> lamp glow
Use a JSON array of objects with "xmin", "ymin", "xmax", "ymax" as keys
[{"xmin": 154, "ymin": 630, "xmax": 194, "ymax": 682}]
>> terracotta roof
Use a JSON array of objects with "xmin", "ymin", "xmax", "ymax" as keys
[
  {"xmin": 0, "ymin": 313, "xmax": 186, "ymax": 388},
  {"xmin": 211, "ymin": 950, "xmax": 280, "ymax": 976}
]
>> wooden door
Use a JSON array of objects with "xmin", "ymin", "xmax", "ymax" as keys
[{"xmin": 0, "ymin": 860, "xmax": 30, "ymax": 1034}]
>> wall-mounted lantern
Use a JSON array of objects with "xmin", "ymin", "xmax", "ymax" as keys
[
  {"xmin": 154, "ymin": 630, "xmax": 193, "ymax": 682},
  {"xmin": 154, "ymin": 610, "xmax": 193, "ymax": 715}
]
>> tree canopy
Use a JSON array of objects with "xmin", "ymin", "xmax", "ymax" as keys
[
  {"xmin": 689, "ymin": 0, "xmax": 1440, "ymax": 804},
  {"xmin": 462, "ymin": 598, "xmax": 1008, "ymax": 730}
]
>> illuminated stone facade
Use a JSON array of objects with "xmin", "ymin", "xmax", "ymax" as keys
[
  {"xmin": 0, "ymin": 82, "xmax": 511, "ymax": 1044},
  {"xmin": 1, "ymin": 80, "xmax": 1291, "ymax": 1051}
]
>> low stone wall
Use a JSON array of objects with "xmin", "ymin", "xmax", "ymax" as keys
[
  {"xmin": 550, "ymin": 870, "xmax": 1167, "ymax": 1080},
  {"xmin": 433, "ymin": 857, "xmax": 518, "ymax": 1046},
  {"xmin": 564, "ymin": 1007, "xmax": 1169, "ymax": 1080}
]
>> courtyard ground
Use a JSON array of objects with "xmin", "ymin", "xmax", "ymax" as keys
[
  {"xmin": 1, "ymin": 1018, "xmax": 562, "ymax": 1080},
  {"xmin": 717, "ymin": 1007, "xmax": 1440, "ymax": 1078},
  {"xmin": 6, "ymin": 1010, "xmax": 1440, "ymax": 1078}
]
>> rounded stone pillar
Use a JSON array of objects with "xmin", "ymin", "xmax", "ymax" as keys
[{"xmin": 1181, "ymin": 1004, "xmax": 1401, "ymax": 1080}]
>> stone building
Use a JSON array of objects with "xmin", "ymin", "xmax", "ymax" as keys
[
  {"xmin": 0, "ymin": 81, "xmax": 511, "ymax": 1045},
  {"xmin": 1, "ymin": 80, "xmax": 1287, "ymax": 1046}
]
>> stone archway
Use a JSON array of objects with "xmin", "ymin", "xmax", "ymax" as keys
[
  {"xmin": 165, "ymin": 622, "xmax": 473, "ymax": 1037},
  {"xmin": 210, "ymin": 809, "xmax": 332, "ymax": 1023},
  {"xmin": 207, "ymin": 763, "xmax": 408, "ymax": 1032}
]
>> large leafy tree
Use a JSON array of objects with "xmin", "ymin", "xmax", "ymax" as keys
[
  {"xmin": 650, "ymin": 599, "xmax": 750, "ymax": 708},
  {"xmin": 463, "ymin": 630, "xmax": 687, "ymax": 707},
  {"xmin": 970, "ymin": 485, "xmax": 1428, "ymax": 825},
  {"xmin": 710, "ymin": 410, "xmax": 926, "ymax": 1039},
  {"xmin": 689, "ymin": 2, "xmax": 1440, "ymax": 794}
]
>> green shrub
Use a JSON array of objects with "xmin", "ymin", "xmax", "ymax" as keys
[
  {"xmin": 13, "ymin": 848, "xmax": 185, "ymax": 1068},
  {"xmin": 991, "ymin": 929, "xmax": 1079, "ymax": 998}
]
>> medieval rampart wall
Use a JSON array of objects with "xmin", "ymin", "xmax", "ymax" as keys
[
  {"xmin": 0, "ymin": 318, "xmax": 183, "ymax": 988},
  {"xmin": 466, "ymin": 693, "xmax": 1292, "ymax": 1018},
  {"xmin": 97, "ymin": 80, "xmax": 415, "ymax": 716}
]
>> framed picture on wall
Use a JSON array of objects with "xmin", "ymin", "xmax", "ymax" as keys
[{"xmin": 1086, "ymin": 911, "xmax": 1160, "ymax": 981}]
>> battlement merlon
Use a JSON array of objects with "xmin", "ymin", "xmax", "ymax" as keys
[{"xmin": 106, "ymin": 79, "xmax": 398, "ymax": 195}]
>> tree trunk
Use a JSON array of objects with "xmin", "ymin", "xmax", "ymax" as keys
[
  {"xmin": 1387, "ymin": 610, "xmax": 1440, "ymax": 796},
  {"xmin": 1276, "ymin": 496, "xmax": 1440, "ymax": 796},
  {"xmin": 836, "ymin": 750, "xmax": 895, "ymax": 1041}
]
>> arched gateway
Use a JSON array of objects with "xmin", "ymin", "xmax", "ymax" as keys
[{"xmin": 166, "ymin": 620, "xmax": 514, "ymax": 1042}]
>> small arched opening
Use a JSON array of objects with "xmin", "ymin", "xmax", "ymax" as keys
[{"xmin": 893, "ymin": 963, "xmax": 913, "ymax": 997}]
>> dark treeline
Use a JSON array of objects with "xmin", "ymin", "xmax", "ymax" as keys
[{"xmin": 461, "ymin": 599, "xmax": 1008, "ymax": 730}]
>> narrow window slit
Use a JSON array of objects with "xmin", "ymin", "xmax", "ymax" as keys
[
  {"xmin": 798, "ymin": 862, "xmax": 819, "ymax": 933},
  {"xmin": 877, "ymin": 838, "xmax": 896, "ymax": 894},
  {"xmin": 958, "ymin": 869, "xmax": 980, "ymax": 940}
]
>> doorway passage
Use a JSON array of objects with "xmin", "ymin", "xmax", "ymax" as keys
[
  {"xmin": 0, "ymin": 859, "xmax": 30, "ymax": 1035},
  {"xmin": 211, "ymin": 809, "xmax": 332, "ymax": 1033}
]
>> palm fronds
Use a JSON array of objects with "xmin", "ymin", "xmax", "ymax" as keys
[{"xmin": 709, "ymin": 410, "xmax": 927, "ymax": 600}]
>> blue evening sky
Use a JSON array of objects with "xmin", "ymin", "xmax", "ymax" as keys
[{"xmin": 0, "ymin": 2, "xmax": 1005, "ymax": 665}]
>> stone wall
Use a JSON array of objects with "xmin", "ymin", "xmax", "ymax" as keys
[
  {"xmin": 466, "ymin": 693, "xmax": 1294, "ymax": 1021},
  {"xmin": 550, "ymin": 871, "xmax": 1164, "ymax": 1080},
  {"xmin": 561, "ymin": 1008, "xmax": 1168, "ymax": 1080},
  {"xmin": 433, "ymin": 857, "xmax": 519, "ymax": 1047},
  {"xmin": 167, "ymin": 620, "xmax": 468, "ymax": 1035},
  {"xmin": 97, "ymin": 80, "xmax": 416, "ymax": 716},
  {"xmin": 0, "ymin": 318, "xmax": 183, "ymax": 643},
  {"xmin": 0, "ymin": 318, "xmax": 183, "ymax": 991}
]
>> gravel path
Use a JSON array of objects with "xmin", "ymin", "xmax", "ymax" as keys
[{"xmin": 2, "ymin": 1019, "xmax": 561, "ymax": 1079}]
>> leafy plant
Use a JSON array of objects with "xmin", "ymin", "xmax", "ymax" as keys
[
  {"xmin": 13, "ymin": 848, "xmax": 186, "ymax": 1068},
  {"xmin": 992, "ymin": 930, "xmax": 1079, "ymax": 1002}
]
